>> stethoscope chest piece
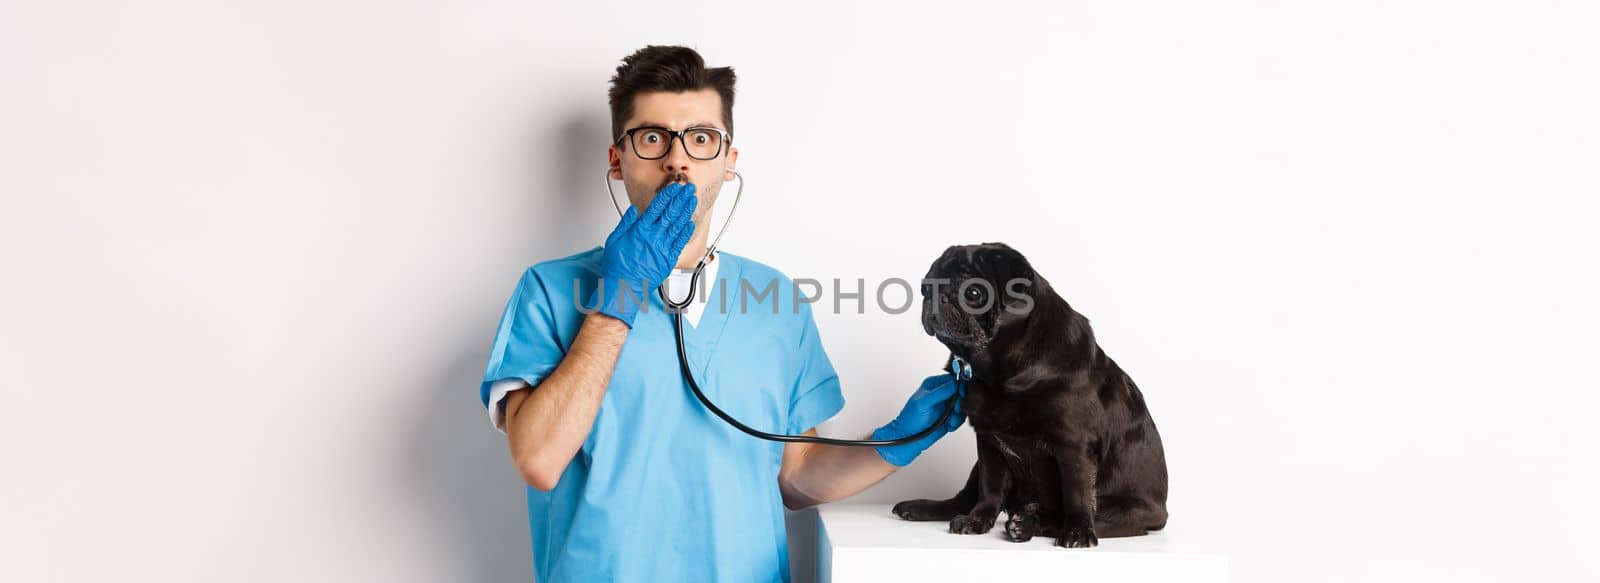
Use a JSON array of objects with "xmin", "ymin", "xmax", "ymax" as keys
[{"xmin": 950, "ymin": 355, "xmax": 974, "ymax": 383}]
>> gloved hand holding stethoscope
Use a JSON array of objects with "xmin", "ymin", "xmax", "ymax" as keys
[
  {"xmin": 872, "ymin": 370, "xmax": 970, "ymax": 466},
  {"xmin": 596, "ymin": 175, "xmax": 968, "ymax": 463}
]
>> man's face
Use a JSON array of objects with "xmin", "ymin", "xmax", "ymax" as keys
[{"xmin": 608, "ymin": 89, "xmax": 739, "ymax": 227}]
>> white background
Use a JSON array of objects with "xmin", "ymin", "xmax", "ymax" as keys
[{"xmin": 3, "ymin": 1, "xmax": 1597, "ymax": 581}]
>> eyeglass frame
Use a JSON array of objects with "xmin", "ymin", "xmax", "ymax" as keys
[{"xmin": 613, "ymin": 125, "xmax": 733, "ymax": 161}]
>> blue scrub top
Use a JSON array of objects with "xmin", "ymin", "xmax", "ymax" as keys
[{"xmin": 479, "ymin": 246, "xmax": 846, "ymax": 583}]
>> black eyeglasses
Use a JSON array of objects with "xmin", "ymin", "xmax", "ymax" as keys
[{"xmin": 614, "ymin": 126, "xmax": 731, "ymax": 160}]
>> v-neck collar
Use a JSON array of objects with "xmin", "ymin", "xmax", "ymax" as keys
[{"xmin": 663, "ymin": 251, "xmax": 721, "ymax": 329}]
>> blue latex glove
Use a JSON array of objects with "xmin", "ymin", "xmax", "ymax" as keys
[
  {"xmin": 871, "ymin": 373, "xmax": 968, "ymax": 466},
  {"xmin": 589, "ymin": 182, "xmax": 698, "ymax": 328}
]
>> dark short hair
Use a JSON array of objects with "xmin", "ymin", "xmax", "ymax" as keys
[{"xmin": 607, "ymin": 45, "xmax": 737, "ymax": 144}]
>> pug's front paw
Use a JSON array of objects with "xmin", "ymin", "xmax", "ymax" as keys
[
  {"xmin": 949, "ymin": 512, "xmax": 996, "ymax": 535},
  {"xmin": 892, "ymin": 499, "xmax": 960, "ymax": 521},
  {"xmin": 1053, "ymin": 516, "xmax": 1098, "ymax": 548},
  {"xmin": 1004, "ymin": 503, "xmax": 1041, "ymax": 542}
]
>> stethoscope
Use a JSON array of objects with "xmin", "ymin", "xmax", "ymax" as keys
[{"xmin": 606, "ymin": 167, "xmax": 966, "ymax": 446}]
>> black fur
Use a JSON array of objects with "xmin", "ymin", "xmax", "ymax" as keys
[{"xmin": 891, "ymin": 243, "xmax": 1169, "ymax": 548}]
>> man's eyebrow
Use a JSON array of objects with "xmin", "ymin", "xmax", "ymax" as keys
[{"xmin": 632, "ymin": 120, "xmax": 725, "ymax": 130}]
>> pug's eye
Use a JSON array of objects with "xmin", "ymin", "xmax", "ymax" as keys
[{"xmin": 963, "ymin": 285, "xmax": 986, "ymax": 307}]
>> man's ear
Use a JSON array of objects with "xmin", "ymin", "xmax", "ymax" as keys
[
  {"xmin": 725, "ymin": 146, "xmax": 739, "ymax": 178},
  {"xmin": 607, "ymin": 145, "xmax": 623, "ymax": 180}
]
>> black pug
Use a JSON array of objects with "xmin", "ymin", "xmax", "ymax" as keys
[{"xmin": 891, "ymin": 242, "xmax": 1169, "ymax": 548}]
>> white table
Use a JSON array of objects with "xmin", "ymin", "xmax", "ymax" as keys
[{"xmin": 806, "ymin": 503, "xmax": 1229, "ymax": 583}]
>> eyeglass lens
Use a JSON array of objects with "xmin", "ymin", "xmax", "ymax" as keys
[{"xmin": 631, "ymin": 128, "xmax": 724, "ymax": 160}]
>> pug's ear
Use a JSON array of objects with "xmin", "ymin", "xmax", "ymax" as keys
[
  {"xmin": 995, "ymin": 248, "xmax": 1036, "ymax": 295},
  {"xmin": 1026, "ymin": 270, "xmax": 1049, "ymax": 304},
  {"xmin": 997, "ymin": 268, "xmax": 1039, "ymax": 317}
]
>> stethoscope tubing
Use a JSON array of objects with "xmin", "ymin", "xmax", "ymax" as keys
[
  {"xmin": 610, "ymin": 167, "xmax": 964, "ymax": 446},
  {"xmin": 662, "ymin": 274, "xmax": 963, "ymax": 446}
]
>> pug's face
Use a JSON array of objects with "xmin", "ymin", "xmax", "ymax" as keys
[{"xmin": 920, "ymin": 243, "xmax": 1036, "ymax": 358}]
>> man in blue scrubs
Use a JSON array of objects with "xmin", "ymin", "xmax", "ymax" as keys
[{"xmin": 479, "ymin": 45, "xmax": 965, "ymax": 582}]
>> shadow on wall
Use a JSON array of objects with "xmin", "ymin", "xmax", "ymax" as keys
[
  {"xmin": 786, "ymin": 507, "xmax": 822, "ymax": 583},
  {"xmin": 401, "ymin": 110, "xmax": 610, "ymax": 582},
  {"xmin": 406, "ymin": 353, "xmax": 533, "ymax": 581}
]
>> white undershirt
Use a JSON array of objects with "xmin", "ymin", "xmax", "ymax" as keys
[{"xmin": 486, "ymin": 252, "xmax": 721, "ymax": 432}]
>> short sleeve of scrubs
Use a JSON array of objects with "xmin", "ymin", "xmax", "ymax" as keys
[
  {"xmin": 480, "ymin": 267, "xmax": 564, "ymax": 432},
  {"xmin": 786, "ymin": 301, "xmax": 845, "ymax": 434}
]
